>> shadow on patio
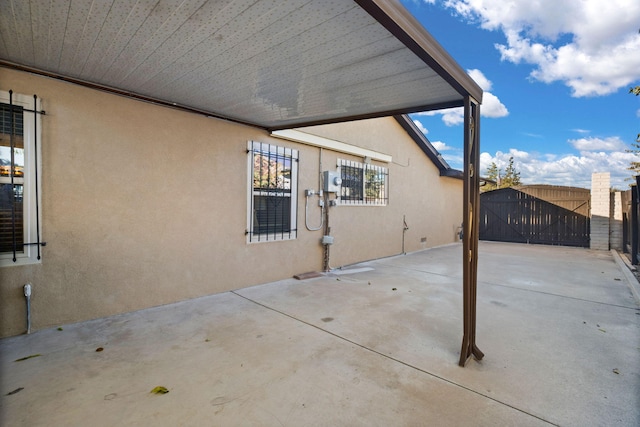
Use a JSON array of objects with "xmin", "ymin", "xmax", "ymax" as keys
[{"xmin": 1, "ymin": 242, "xmax": 638, "ymax": 426}]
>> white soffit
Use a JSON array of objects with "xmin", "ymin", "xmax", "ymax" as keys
[
  {"xmin": 271, "ymin": 129, "xmax": 392, "ymax": 163},
  {"xmin": 0, "ymin": 0, "xmax": 481, "ymax": 130}
]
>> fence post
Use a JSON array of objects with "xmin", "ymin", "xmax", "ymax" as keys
[{"xmin": 632, "ymin": 180, "xmax": 638, "ymax": 265}]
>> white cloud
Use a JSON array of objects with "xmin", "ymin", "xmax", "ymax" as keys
[
  {"xmin": 443, "ymin": 0, "xmax": 640, "ymax": 97},
  {"xmin": 414, "ymin": 69, "xmax": 508, "ymax": 125},
  {"xmin": 440, "ymin": 108, "xmax": 463, "ymax": 126},
  {"xmin": 479, "ymin": 151, "xmax": 494, "ymax": 167},
  {"xmin": 571, "ymin": 129, "xmax": 591, "ymax": 134},
  {"xmin": 568, "ymin": 136, "xmax": 627, "ymax": 152},
  {"xmin": 480, "ymin": 147, "xmax": 637, "ymax": 189},
  {"xmin": 413, "ymin": 119, "xmax": 429, "ymax": 134},
  {"xmin": 481, "ymin": 91, "xmax": 509, "ymax": 118},
  {"xmin": 467, "ymin": 69, "xmax": 509, "ymax": 118},
  {"xmin": 467, "ymin": 69, "xmax": 492, "ymax": 91},
  {"xmin": 432, "ymin": 140, "xmax": 454, "ymax": 151},
  {"xmin": 523, "ymin": 132, "xmax": 543, "ymax": 138},
  {"xmin": 414, "ymin": 108, "xmax": 463, "ymax": 126}
]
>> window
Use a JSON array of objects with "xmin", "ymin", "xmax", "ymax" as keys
[
  {"xmin": 247, "ymin": 141, "xmax": 298, "ymax": 242},
  {"xmin": 1, "ymin": 91, "xmax": 42, "ymax": 266},
  {"xmin": 338, "ymin": 159, "xmax": 388, "ymax": 206}
]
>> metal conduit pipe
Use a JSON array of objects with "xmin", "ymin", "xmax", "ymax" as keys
[
  {"xmin": 304, "ymin": 191, "xmax": 324, "ymax": 231},
  {"xmin": 24, "ymin": 284, "xmax": 32, "ymax": 334},
  {"xmin": 306, "ymin": 147, "xmax": 326, "ymax": 231}
]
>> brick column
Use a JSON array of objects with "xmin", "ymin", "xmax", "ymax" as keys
[
  {"xmin": 610, "ymin": 191, "xmax": 623, "ymax": 251},
  {"xmin": 590, "ymin": 172, "xmax": 610, "ymax": 250}
]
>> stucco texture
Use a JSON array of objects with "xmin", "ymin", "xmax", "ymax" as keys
[
  {"xmin": 0, "ymin": 67, "xmax": 462, "ymax": 337},
  {"xmin": 302, "ymin": 119, "xmax": 463, "ymax": 265}
]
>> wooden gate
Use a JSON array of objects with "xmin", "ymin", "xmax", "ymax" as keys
[{"xmin": 479, "ymin": 185, "xmax": 590, "ymax": 247}]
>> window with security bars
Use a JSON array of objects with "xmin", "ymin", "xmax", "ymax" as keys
[
  {"xmin": 1, "ymin": 91, "xmax": 43, "ymax": 266},
  {"xmin": 1, "ymin": 103, "xmax": 24, "ymax": 254},
  {"xmin": 338, "ymin": 159, "xmax": 388, "ymax": 206},
  {"xmin": 247, "ymin": 141, "xmax": 298, "ymax": 242}
]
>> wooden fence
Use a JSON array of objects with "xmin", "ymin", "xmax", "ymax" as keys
[{"xmin": 479, "ymin": 185, "xmax": 590, "ymax": 247}]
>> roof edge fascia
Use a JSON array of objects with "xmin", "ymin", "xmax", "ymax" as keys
[
  {"xmin": 441, "ymin": 168, "xmax": 464, "ymax": 179},
  {"xmin": 394, "ymin": 114, "xmax": 462, "ymax": 179},
  {"xmin": 355, "ymin": 0, "xmax": 483, "ymax": 103}
]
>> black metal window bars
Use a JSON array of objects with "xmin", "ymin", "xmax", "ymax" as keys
[
  {"xmin": 0, "ymin": 91, "xmax": 46, "ymax": 262},
  {"xmin": 339, "ymin": 159, "xmax": 388, "ymax": 205},
  {"xmin": 247, "ymin": 141, "xmax": 298, "ymax": 242}
]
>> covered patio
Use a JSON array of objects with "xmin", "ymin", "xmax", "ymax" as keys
[
  {"xmin": 1, "ymin": 0, "xmax": 482, "ymax": 364},
  {"xmin": 1, "ymin": 242, "xmax": 638, "ymax": 426}
]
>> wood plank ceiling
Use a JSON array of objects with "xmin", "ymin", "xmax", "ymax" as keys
[{"xmin": 0, "ymin": 0, "xmax": 482, "ymax": 130}]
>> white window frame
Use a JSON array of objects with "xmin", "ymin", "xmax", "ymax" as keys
[
  {"xmin": 337, "ymin": 159, "xmax": 389, "ymax": 206},
  {"xmin": 0, "ymin": 90, "xmax": 42, "ymax": 267},
  {"xmin": 246, "ymin": 140, "xmax": 298, "ymax": 243}
]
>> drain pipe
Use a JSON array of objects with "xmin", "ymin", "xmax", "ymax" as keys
[
  {"xmin": 402, "ymin": 215, "xmax": 409, "ymax": 254},
  {"xmin": 24, "ymin": 283, "xmax": 31, "ymax": 334}
]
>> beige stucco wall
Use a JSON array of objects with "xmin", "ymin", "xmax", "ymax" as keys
[
  {"xmin": 301, "ymin": 120, "xmax": 463, "ymax": 265},
  {"xmin": 1, "ymin": 67, "xmax": 462, "ymax": 337}
]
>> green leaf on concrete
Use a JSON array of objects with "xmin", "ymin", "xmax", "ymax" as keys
[
  {"xmin": 14, "ymin": 354, "xmax": 41, "ymax": 362},
  {"xmin": 57, "ymin": 327, "xmax": 63, "ymax": 331},
  {"xmin": 150, "ymin": 386, "xmax": 169, "ymax": 395}
]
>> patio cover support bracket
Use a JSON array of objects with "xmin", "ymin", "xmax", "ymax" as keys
[{"xmin": 459, "ymin": 96, "xmax": 484, "ymax": 367}]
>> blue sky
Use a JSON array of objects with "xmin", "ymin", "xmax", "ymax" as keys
[{"xmin": 400, "ymin": 0, "xmax": 640, "ymax": 189}]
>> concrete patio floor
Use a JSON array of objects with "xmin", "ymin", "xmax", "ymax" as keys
[{"xmin": 1, "ymin": 242, "xmax": 639, "ymax": 426}]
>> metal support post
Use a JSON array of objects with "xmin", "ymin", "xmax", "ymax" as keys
[
  {"xmin": 633, "ymin": 179, "xmax": 639, "ymax": 265},
  {"xmin": 459, "ymin": 96, "xmax": 484, "ymax": 366}
]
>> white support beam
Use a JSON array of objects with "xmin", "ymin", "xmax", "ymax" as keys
[{"xmin": 271, "ymin": 129, "xmax": 392, "ymax": 163}]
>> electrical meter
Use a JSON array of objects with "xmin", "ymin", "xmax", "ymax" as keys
[{"xmin": 323, "ymin": 171, "xmax": 342, "ymax": 193}]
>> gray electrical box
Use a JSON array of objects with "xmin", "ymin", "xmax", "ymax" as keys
[{"xmin": 323, "ymin": 171, "xmax": 342, "ymax": 193}]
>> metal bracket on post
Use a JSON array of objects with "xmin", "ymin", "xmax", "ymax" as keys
[{"xmin": 459, "ymin": 96, "xmax": 484, "ymax": 366}]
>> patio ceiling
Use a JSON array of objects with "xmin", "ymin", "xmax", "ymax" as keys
[{"xmin": 0, "ymin": 0, "xmax": 482, "ymax": 131}]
